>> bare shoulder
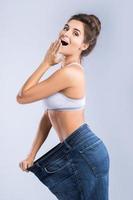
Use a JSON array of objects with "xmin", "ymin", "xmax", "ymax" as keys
[
  {"xmin": 60, "ymin": 64, "xmax": 84, "ymax": 81},
  {"xmin": 60, "ymin": 64, "xmax": 84, "ymax": 78}
]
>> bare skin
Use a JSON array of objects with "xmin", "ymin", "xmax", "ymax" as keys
[
  {"xmin": 48, "ymin": 65, "xmax": 86, "ymax": 143},
  {"xmin": 17, "ymin": 19, "xmax": 89, "ymax": 171},
  {"xmin": 19, "ymin": 65, "xmax": 86, "ymax": 172}
]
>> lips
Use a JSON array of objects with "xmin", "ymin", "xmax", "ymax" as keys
[
  {"xmin": 61, "ymin": 40, "xmax": 69, "ymax": 46},
  {"xmin": 60, "ymin": 37, "xmax": 70, "ymax": 46}
]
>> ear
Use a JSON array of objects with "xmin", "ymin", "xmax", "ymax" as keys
[{"xmin": 80, "ymin": 42, "xmax": 89, "ymax": 51}]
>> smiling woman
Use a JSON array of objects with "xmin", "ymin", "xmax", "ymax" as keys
[{"xmin": 17, "ymin": 13, "xmax": 110, "ymax": 200}]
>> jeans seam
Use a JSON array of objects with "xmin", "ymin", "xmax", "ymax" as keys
[
  {"xmin": 43, "ymin": 161, "xmax": 70, "ymax": 174},
  {"xmin": 79, "ymin": 139, "xmax": 103, "ymax": 153},
  {"xmin": 72, "ymin": 134, "xmax": 96, "ymax": 151},
  {"xmin": 71, "ymin": 161, "xmax": 85, "ymax": 199}
]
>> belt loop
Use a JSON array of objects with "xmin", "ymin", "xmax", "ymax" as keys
[
  {"xmin": 36, "ymin": 161, "xmax": 41, "ymax": 168},
  {"xmin": 63, "ymin": 140, "xmax": 72, "ymax": 151}
]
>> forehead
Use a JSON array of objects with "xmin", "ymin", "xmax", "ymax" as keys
[{"xmin": 65, "ymin": 19, "xmax": 84, "ymax": 33}]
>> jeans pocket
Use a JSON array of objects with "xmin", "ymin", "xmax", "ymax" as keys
[
  {"xmin": 27, "ymin": 155, "xmax": 72, "ymax": 191},
  {"xmin": 79, "ymin": 140, "xmax": 110, "ymax": 178},
  {"xmin": 42, "ymin": 155, "xmax": 70, "ymax": 174}
]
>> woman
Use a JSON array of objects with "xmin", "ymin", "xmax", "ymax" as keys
[{"xmin": 17, "ymin": 13, "xmax": 110, "ymax": 200}]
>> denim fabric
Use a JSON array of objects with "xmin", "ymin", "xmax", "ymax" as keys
[{"xmin": 27, "ymin": 123, "xmax": 110, "ymax": 200}]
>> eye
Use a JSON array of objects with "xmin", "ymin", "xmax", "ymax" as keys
[
  {"xmin": 74, "ymin": 32, "xmax": 79, "ymax": 36},
  {"xmin": 63, "ymin": 27, "xmax": 68, "ymax": 31}
]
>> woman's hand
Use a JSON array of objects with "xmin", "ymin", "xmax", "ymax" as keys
[
  {"xmin": 19, "ymin": 156, "xmax": 35, "ymax": 172},
  {"xmin": 42, "ymin": 39, "xmax": 64, "ymax": 67}
]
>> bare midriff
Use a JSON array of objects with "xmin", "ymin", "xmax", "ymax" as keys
[
  {"xmin": 48, "ymin": 108, "xmax": 86, "ymax": 143},
  {"xmin": 47, "ymin": 64, "xmax": 86, "ymax": 143}
]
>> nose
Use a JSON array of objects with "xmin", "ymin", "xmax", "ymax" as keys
[
  {"xmin": 64, "ymin": 30, "xmax": 71, "ymax": 37},
  {"xmin": 59, "ymin": 29, "xmax": 71, "ymax": 42},
  {"xmin": 61, "ymin": 32, "xmax": 71, "ymax": 44}
]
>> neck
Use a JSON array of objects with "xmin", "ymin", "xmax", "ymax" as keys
[{"xmin": 61, "ymin": 55, "xmax": 81, "ymax": 68}]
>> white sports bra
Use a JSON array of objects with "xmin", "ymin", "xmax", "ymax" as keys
[{"xmin": 43, "ymin": 62, "xmax": 86, "ymax": 111}]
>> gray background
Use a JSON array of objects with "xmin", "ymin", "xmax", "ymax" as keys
[{"xmin": 0, "ymin": 0, "xmax": 132, "ymax": 199}]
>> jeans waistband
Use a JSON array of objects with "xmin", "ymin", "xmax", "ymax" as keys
[{"xmin": 31, "ymin": 123, "xmax": 100, "ymax": 168}]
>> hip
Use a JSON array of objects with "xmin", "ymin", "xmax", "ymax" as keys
[{"xmin": 27, "ymin": 122, "xmax": 110, "ymax": 177}]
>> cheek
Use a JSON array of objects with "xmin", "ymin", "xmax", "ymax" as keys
[
  {"xmin": 73, "ymin": 34, "xmax": 84, "ymax": 45},
  {"xmin": 71, "ymin": 39, "xmax": 82, "ymax": 49}
]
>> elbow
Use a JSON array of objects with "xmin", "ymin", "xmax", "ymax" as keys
[
  {"xmin": 16, "ymin": 94, "xmax": 33, "ymax": 104},
  {"xmin": 16, "ymin": 95, "xmax": 24, "ymax": 104},
  {"xmin": 16, "ymin": 89, "xmax": 25, "ymax": 104}
]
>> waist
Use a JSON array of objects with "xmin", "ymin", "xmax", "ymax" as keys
[
  {"xmin": 30, "ymin": 123, "xmax": 101, "ymax": 168},
  {"xmin": 47, "ymin": 108, "xmax": 85, "ymax": 141}
]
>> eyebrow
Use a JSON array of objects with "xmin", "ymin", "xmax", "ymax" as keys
[{"xmin": 64, "ymin": 24, "xmax": 81, "ymax": 34}]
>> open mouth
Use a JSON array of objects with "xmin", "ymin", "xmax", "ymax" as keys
[{"xmin": 61, "ymin": 40, "xmax": 69, "ymax": 46}]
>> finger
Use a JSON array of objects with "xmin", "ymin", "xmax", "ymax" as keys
[
  {"xmin": 27, "ymin": 163, "xmax": 33, "ymax": 168},
  {"xmin": 23, "ymin": 162, "xmax": 28, "ymax": 171},
  {"xmin": 19, "ymin": 162, "xmax": 23, "ymax": 170},
  {"xmin": 53, "ymin": 40, "xmax": 61, "ymax": 53},
  {"xmin": 49, "ymin": 42, "xmax": 54, "ymax": 50},
  {"xmin": 55, "ymin": 40, "xmax": 62, "ymax": 54},
  {"xmin": 25, "ymin": 165, "xmax": 30, "ymax": 172},
  {"xmin": 19, "ymin": 162, "xmax": 24, "ymax": 171},
  {"xmin": 51, "ymin": 40, "xmax": 58, "ymax": 49},
  {"xmin": 21, "ymin": 162, "xmax": 25, "ymax": 171},
  {"xmin": 52, "ymin": 39, "xmax": 61, "ymax": 52},
  {"xmin": 21, "ymin": 161, "xmax": 27, "ymax": 171}
]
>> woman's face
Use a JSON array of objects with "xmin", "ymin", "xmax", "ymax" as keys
[{"xmin": 58, "ymin": 19, "xmax": 88, "ymax": 57}]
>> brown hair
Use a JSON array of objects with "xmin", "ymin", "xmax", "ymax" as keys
[{"xmin": 68, "ymin": 13, "xmax": 101, "ymax": 60}]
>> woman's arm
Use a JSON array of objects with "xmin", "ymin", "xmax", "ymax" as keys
[
  {"xmin": 26, "ymin": 109, "xmax": 52, "ymax": 160},
  {"xmin": 17, "ymin": 39, "xmax": 62, "ymax": 98}
]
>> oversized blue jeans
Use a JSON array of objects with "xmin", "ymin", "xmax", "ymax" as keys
[{"xmin": 27, "ymin": 123, "xmax": 110, "ymax": 200}]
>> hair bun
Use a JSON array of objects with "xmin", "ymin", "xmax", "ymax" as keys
[{"xmin": 88, "ymin": 14, "xmax": 101, "ymax": 36}]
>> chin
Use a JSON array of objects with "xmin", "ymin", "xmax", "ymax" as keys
[
  {"xmin": 59, "ymin": 48, "xmax": 73, "ymax": 56},
  {"xmin": 60, "ymin": 52, "xmax": 72, "ymax": 57}
]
